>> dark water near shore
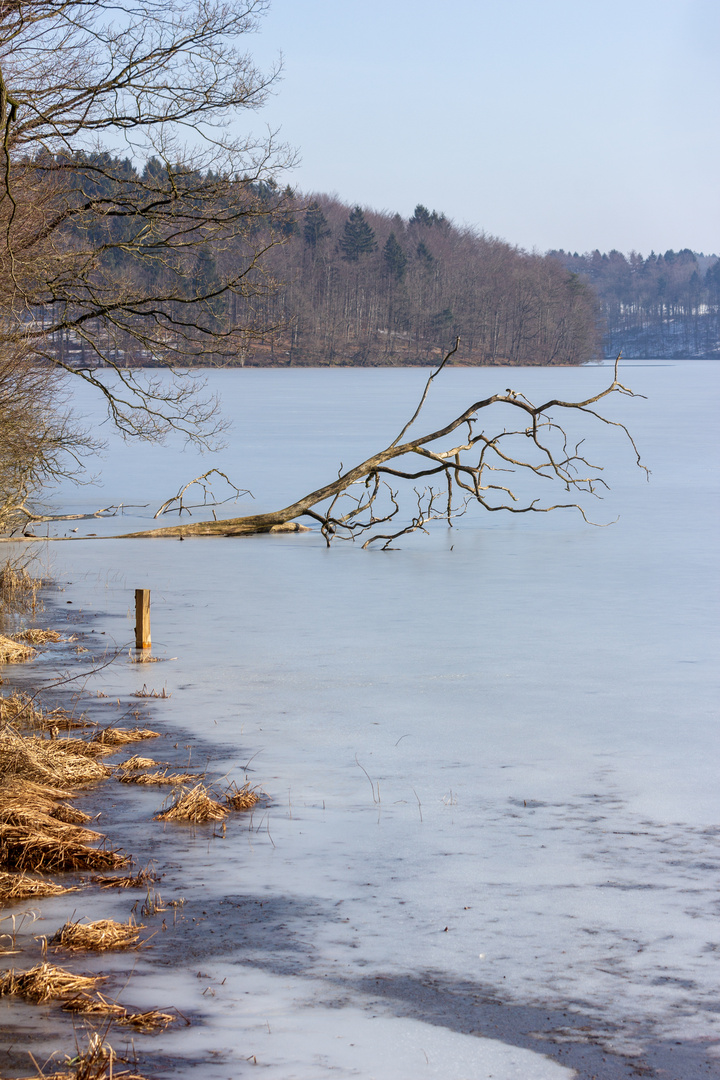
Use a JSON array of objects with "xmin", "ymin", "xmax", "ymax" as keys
[{"xmin": 3, "ymin": 361, "xmax": 719, "ymax": 1078}]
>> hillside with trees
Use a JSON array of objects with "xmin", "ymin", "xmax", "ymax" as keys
[{"xmin": 550, "ymin": 248, "xmax": 720, "ymax": 358}]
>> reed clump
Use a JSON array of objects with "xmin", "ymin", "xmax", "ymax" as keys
[
  {"xmin": 120, "ymin": 769, "xmax": 200, "ymax": 786},
  {"xmin": 0, "ymin": 561, "xmax": 42, "ymax": 617},
  {"xmin": 63, "ymin": 992, "xmax": 178, "ymax": 1031},
  {"xmin": 51, "ymin": 917, "xmax": 144, "ymax": 952},
  {"xmin": 0, "ymin": 823, "xmax": 128, "ymax": 873},
  {"xmin": 0, "ymin": 691, "xmax": 91, "ymax": 731},
  {"xmin": 17, "ymin": 1032, "xmax": 149, "ymax": 1080},
  {"xmin": 0, "ymin": 634, "xmax": 35, "ymax": 664},
  {"xmin": 0, "ymin": 729, "xmax": 112, "ymax": 788},
  {"xmin": 115, "ymin": 755, "xmax": 160, "ymax": 771},
  {"xmin": 154, "ymin": 783, "xmax": 227, "ymax": 823},
  {"xmin": 0, "ymin": 870, "xmax": 77, "ymax": 901},
  {"xmin": 0, "ymin": 962, "xmax": 104, "ymax": 1003},
  {"xmin": 224, "ymin": 781, "xmax": 262, "ymax": 811},
  {"xmin": 15, "ymin": 628, "xmax": 63, "ymax": 644},
  {"xmin": 92, "ymin": 865, "xmax": 158, "ymax": 890},
  {"xmin": 90, "ymin": 726, "xmax": 160, "ymax": 746}
]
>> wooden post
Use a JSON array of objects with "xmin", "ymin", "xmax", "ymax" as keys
[{"xmin": 135, "ymin": 589, "xmax": 151, "ymax": 649}]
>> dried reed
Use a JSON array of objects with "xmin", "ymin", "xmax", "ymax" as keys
[
  {"xmin": 0, "ymin": 824, "xmax": 128, "ymax": 873},
  {"xmin": 0, "ymin": 634, "xmax": 35, "ymax": 664},
  {"xmin": 119, "ymin": 769, "xmax": 200, "ymax": 786},
  {"xmin": 224, "ymin": 781, "xmax": 262, "ymax": 811},
  {"xmin": 0, "ymin": 870, "xmax": 77, "ymax": 902},
  {"xmin": 0, "ymin": 729, "xmax": 112, "ymax": 787},
  {"xmin": 154, "ymin": 783, "xmax": 227, "ymax": 824},
  {"xmin": 18, "ymin": 1032, "xmax": 149, "ymax": 1080},
  {"xmin": 90, "ymin": 727, "xmax": 160, "ymax": 746},
  {"xmin": 133, "ymin": 685, "xmax": 170, "ymax": 698},
  {"xmin": 0, "ymin": 806, "xmax": 102, "ymax": 844},
  {"xmin": 92, "ymin": 865, "xmax": 158, "ymax": 889},
  {"xmin": 51, "ymin": 917, "xmax": 143, "ymax": 952},
  {"xmin": 0, "ymin": 561, "xmax": 42, "ymax": 617},
  {"xmin": 15, "ymin": 629, "xmax": 63, "ymax": 644},
  {"xmin": 0, "ymin": 962, "xmax": 103, "ymax": 1002},
  {"xmin": 115, "ymin": 756, "xmax": 160, "ymax": 771},
  {"xmin": 0, "ymin": 692, "xmax": 90, "ymax": 730}
]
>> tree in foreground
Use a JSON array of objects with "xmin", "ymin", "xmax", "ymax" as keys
[
  {"xmin": 0, "ymin": 0, "xmax": 294, "ymax": 525},
  {"xmin": 114, "ymin": 346, "xmax": 646, "ymax": 548}
]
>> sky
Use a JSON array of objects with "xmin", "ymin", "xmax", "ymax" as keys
[{"xmin": 240, "ymin": 0, "xmax": 720, "ymax": 256}]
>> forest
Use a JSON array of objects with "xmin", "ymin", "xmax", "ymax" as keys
[{"xmin": 552, "ymin": 247, "xmax": 720, "ymax": 358}]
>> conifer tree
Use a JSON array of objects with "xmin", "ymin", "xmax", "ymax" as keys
[
  {"xmin": 339, "ymin": 207, "xmax": 378, "ymax": 262},
  {"xmin": 416, "ymin": 240, "xmax": 435, "ymax": 271},
  {"xmin": 383, "ymin": 233, "xmax": 407, "ymax": 282},
  {"xmin": 303, "ymin": 203, "xmax": 331, "ymax": 251}
]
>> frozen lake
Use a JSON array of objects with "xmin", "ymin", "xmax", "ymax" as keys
[{"xmin": 4, "ymin": 360, "xmax": 719, "ymax": 1079}]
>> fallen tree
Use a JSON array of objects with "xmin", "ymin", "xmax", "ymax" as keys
[{"xmin": 109, "ymin": 346, "xmax": 646, "ymax": 547}]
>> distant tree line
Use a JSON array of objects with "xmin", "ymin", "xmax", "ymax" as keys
[
  {"xmin": 550, "ymin": 248, "xmax": 720, "ymax": 358},
  {"xmin": 30, "ymin": 157, "xmax": 600, "ymax": 368},
  {"xmin": 251, "ymin": 196, "xmax": 599, "ymax": 365}
]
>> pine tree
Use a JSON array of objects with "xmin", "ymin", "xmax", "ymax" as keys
[
  {"xmin": 409, "ymin": 204, "xmax": 433, "ymax": 228},
  {"xmin": 339, "ymin": 207, "xmax": 378, "ymax": 262},
  {"xmin": 416, "ymin": 240, "xmax": 434, "ymax": 271},
  {"xmin": 383, "ymin": 232, "xmax": 407, "ymax": 282},
  {"xmin": 303, "ymin": 202, "xmax": 331, "ymax": 251}
]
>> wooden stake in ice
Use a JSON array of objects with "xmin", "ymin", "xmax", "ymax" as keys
[{"xmin": 135, "ymin": 590, "xmax": 151, "ymax": 650}]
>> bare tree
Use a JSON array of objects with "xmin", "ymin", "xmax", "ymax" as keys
[
  {"xmin": 119, "ymin": 346, "xmax": 646, "ymax": 546},
  {"xmin": 0, "ymin": 0, "xmax": 294, "ymax": 444}
]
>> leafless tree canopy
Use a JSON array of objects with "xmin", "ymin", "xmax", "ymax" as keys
[
  {"xmin": 119, "ymin": 347, "xmax": 646, "ymax": 547},
  {"xmin": 0, "ymin": 0, "xmax": 295, "ymax": 526},
  {"xmin": 0, "ymin": 0, "xmax": 293, "ymax": 434}
]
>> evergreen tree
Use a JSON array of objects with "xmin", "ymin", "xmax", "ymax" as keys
[
  {"xmin": 303, "ymin": 202, "xmax": 331, "ymax": 250},
  {"xmin": 339, "ymin": 207, "xmax": 377, "ymax": 262},
  {"xmin": 416, "ymin": 240, "xmax": 434, "ymax": 271},
  {"xmin": 409, "ymin": 204, "xmax": 433, "ymax": 228},
  {"xmin": 383, "ymin": 232, "xmax": 407, "ymax": 281}
]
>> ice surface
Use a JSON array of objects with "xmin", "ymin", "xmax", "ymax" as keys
[{"xmin": 4, "ymin": 361, "xmax": 719, "ymax": 1077}]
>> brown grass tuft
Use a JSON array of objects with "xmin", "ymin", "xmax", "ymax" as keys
[
  {"xmin": 154, "ymin": 783, "xmax": 227, "ymax": 824},
  {"xmin": 0, "ymin": 962, "xmax": 103, "ymax": 1002},
  {"xmin": 51, "ymin": 917, "xmax": 144, "ymax": 952},
  {"xmin": 0, "ymin": 823, "xmax": 128, "ymax": 873},
  {"xmin": 90, "ymin": 726, "xmax": 160, "ymax": 746},
  {"xmin": 119, "ymin": 769, "xmax": 200, "ymax": 786},
  {"xmin": 0, "ymin": 806, "xmax": 102, "ymax": 844},
  {"xmin": 115, "ymin": 755, "xmax": 160, "ymax": 771},
  {"xmin": 0, "ymin": 561, "xmax": 42, "ymax": 617},
  {"xmin": 63, "ymin": 992, "xmax": 178, "ymax": 1031},
  {"xmin": 92, "ymin": 865, "xmax": 158, "ymax": 890},
  {"xmin": 0, "ymin": 691, "xmax": 91, "ymax": 730},
  {"xmin": 224, "ymin": 781, "xmax": 262, "ymax": 811},
  {"xmin": 0, "ymin": 729, "xmax": 112, "ymax": 788},
  {"xmin": 16, "ymin": 1031, "xmax": 149, "ymax": 1080},
  {"xmin": 0, "ymin": 634, "xmax": 35, "ymax": 664},
  {"xmin": 0, "ymin": 870, "xmax": 78, "ymax": 902},
  {"xmin": 14, "ymin": 628, "xmax": 63, "ymax": 644}
]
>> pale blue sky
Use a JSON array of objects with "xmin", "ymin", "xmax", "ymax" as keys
[{"xmin": 243, "ymin": 0, "xmax": 719, "ymax": 255}]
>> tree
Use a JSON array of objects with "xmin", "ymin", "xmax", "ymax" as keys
[
  {"xmin": 303, "ymin": 202, "xmax": 331, "ymax": 253},
  {"xmin": 0, "ymin": 0, "xmax": 296, "ymax": 527},
  {"xmin": 116, "ymin": 347, "xmax": 646, "ymax": 546},
  {"xmin": 339, "ymin": 207, "xmax": 377, "ymax": 262},
  {"xmin": 382, "ymin": 232, "xmax": 407, "ymax": 282},
  {"xmin": 0, "ymin": 0, "xmax": 293, "ymax": 440}
]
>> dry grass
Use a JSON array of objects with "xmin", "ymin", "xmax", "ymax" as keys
[
  {"xmin": 224, "ymin": 781, "xmax": 262, "ymax": 811},
  {"xmin": 0, "ymin": 561, "xmax": 42, "ymax": 617},
  {"xmin": 63, "ymin": 992, "xmax": 178, "ymax": 1031},
  {"xmin": 154, "ymin": 783, "xmax": 227, "ymax": 824},
  {"xmin": 133, "ymin": 684, "xmax": 170, "ymax": 698},
  {"xmin": 119, "ymin": 769, "xmax": 200, "ymax": 786},
  {"xmin": 0, "ymin": 729, "xmax": 112, "ymax": 788},
  {"xmin": 0, "ymin": 691, "xmax": 91, "ymax": 731},
  {"xmin": 18, "ymin": 1032, "xmax": 149, "ymax": 1080},
  {"xmin": 0, "ymin": 962, "xmax": 104, "ymax": 1002},
  {"xmin": 92, "ymin": 865, "xmax": 158, "ymax": 890},
  {"xmin": 15, "ymin": 628, "xmax": 63, "ymax": 644},
  {"xmin": 51, "ymin": 917, "xmax": 144, "ymax": 952},
  {"xmin": 51, "ymin": 803, "xmax": 92, "ymax": 825},
  {"xmin": 115, "ymin": 755, "xmax": 160, "ymax": 771},
  {"xmin": 0, "ymin": 870, "xmax": 77, "ymax": 902},
  {"xmin": 0, "ymin": 634, "xmax": 35, "ymax": 663},
  {"xmin": 0, "ymin": 806, "xmax": 102, "ymax": 844},
  {"xmin": 90, "ymin": 726, "xmax": 160, "ymax": 746},
  {"xmin": 0, "ymin": 823, "xmax": 129, "ymax": 872}
]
